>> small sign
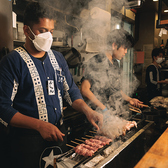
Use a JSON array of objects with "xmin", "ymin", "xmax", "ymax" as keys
[{"xmin": 48, "ymin": 80, "xmax": 55, "ymax": 95}]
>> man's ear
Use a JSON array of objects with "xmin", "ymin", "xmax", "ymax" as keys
[
  {"xmin": 112, "ymin": 43, "xmax": 117, "ymax": 50},
  {"xmin": 23, "ymin": 25, "xmax": 30, "ymax": 37}
]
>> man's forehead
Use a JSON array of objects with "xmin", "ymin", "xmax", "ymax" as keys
[{"xmin": 158, "ymin": 53, "xmax": 163, "ymax": 57}]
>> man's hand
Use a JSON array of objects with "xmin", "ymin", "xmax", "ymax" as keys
[
  {"xmin": 10, "ymin": 112, "xmax": 65, "ymax": 142},
  {"xmin": 85, "ymin": 110, "xmax": 103, "ymax": 131},
  {"xmin": 72, "ymin": 99, "xmax": 103, "ymax": 130},
  {"xmin": 37, "ymin": 120, "xmax": 65, "ymax": 141},
  {"xmin": 129, "ymin": 98, "xmax": 143, "ymax": 107},
  {"xmin": 158, "ymin": 80, "xmax": 168, "ymax": 84}
]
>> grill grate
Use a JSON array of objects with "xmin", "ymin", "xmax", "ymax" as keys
[{"xmin": 61, "ymin": 118, "xmax": 154, "ymax": 168}]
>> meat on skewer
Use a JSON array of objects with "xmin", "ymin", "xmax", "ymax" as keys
[
  {"xmin": 80, "ymin": 143, "xmax": 98, "ymax": 152},
  {"xmin": 74, "ymin": 144, "xmax": 95, "ymax": 156},
  {"xmin": 88, "ymin": 138, "xmax": 106, "ymax": 146},
  {"xmin": 123, "ymin": 120, "xmax": 137, "ymax": 135},
  {"xmin": 94, "ymin": 135, "xmax": 112, "ymax": 145},
  {"xmin": 125, "ymin": 121, "xmax": 137, "ymax": 130},
  {"xmin": 73, "ymin": 136, "xmax": 113, "ymax": 157},
  {"xmin": 85, "ymin": 139, "xmax": 103, "ymax": 148}
]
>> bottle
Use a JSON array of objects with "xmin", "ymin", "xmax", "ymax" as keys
[
  {"xmin": 164, "ymin": 39, "xmax": 168, "ymax": 56},
  {"xmin": 160, "ymin": 39, "xmax": 164, "ymax": 50}
]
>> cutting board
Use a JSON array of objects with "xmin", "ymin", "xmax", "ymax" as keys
[{"xmin": 134, "ymin": 128, "xmax": 168, "ymax": 168}]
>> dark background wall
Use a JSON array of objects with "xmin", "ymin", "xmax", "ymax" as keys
[
  {"xmin": 0, "ymin": 0, "xmax": 13, "ymax": 52},
  {"xmin": 0, "ymin": 1, "xmax": 13, "ymax": 166}
]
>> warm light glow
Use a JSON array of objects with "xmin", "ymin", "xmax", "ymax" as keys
[
  {"xmin": 153, "ymin": 0, "xmax": 158, "ymax": 1},
  {"xmin": 116, "ymin": 24, "xmax": 120, "ymax": 29},
  {"xmin": 164, "ymin": 10, "xmax": 168, "ymax": 13}
]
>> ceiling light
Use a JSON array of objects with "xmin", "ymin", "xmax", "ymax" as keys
[
  {"xmin": 164, "ymin": 10, "xmax": 168, "ymax": 12},
  {"xmin": 153, "ymin": 0, "xmax": 158, "ymax": 1}
]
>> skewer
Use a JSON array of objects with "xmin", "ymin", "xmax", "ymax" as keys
[
  {"xmin": 89, "ymin": 130, "xmax": 97, "ymax": 133},
  {"xmin": 56, "ymin": 148, "xmax": 74, "ymax": 162},
  {"xmin": 81, "ymin": 137, "xmax": 88, "ymax": 140},
  {"xmin": 66, "ymin": 144, "xmax": 75, "ymax": 148},
  {"xmin": 129, "ymin": 108, "xmax": 141, "ymax": 113},
  {"xmin": 71, "ymin": 140, "xmax": 80, "ymax": 145},
  {"xmin": 85, "ymin": 135, "xmax": 93, "ymax": 138},
  {"xmin": 128, "ymin": 104, "xmax": 140, "ymax": 110},
  {"xmin": 139, "ymin": 104, "xmax": 149, "ymax": 108},
  {"xmin": 75, "ymin": 138, "xmax": 85, "ymax": 142},
  {"xmin": 54, "ymin": 158, "xmax": 56, "ymax": 168}
]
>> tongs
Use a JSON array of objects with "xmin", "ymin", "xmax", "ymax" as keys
[
  {"xmin": 138, "ymin": 103, "xmax": 149, "ymax": 108},
  {"xmin": 129, "ymin": 104, "xmax": 142, "ymax": 113}
]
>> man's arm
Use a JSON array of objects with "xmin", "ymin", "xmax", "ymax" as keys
[
  {"xmin": 10, "ymin": 112, "xmax": 65, "ymax": 141},
  {"xmin": 157, "ymin": 80, "xmax": 168, "ymax": 84},
  {"xmin": 71, "ymin": 99, "xmax": 103, "ymax": 130},
  {"xmin": 120, "ymin": 90, "xmax": 143, "ymax": 107},
  {"xmin": 149, "ymin": 70, "xmax": 168, "ymax": 84},
  {"xmin": 81, "ymin": 79, "xmax": 106, "ymax": 110}
]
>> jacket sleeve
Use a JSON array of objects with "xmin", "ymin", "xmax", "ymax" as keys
[
  {"xmin": 146, "ymin": 65, "xmax": 158, "ymax": 86},
  {"xmin": 0, "ymin": 53, "xmax": 19, "ymax": 126},
  {"xmin": 149, "ymin": 71, "xmax": 157, "ymax": 85}
]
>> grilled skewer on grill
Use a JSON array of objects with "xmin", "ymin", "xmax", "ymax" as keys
[{"xmin": 67, "ymin": 135, "xmax": 113, "ymax": 157}]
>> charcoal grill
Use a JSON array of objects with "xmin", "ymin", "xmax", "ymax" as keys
[{"xmin": 56, "ymin": 117, "xmax": 154, "ymax": 168}]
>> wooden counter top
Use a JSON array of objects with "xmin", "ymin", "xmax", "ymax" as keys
[{"xmin": 134, "ymin": 128, "xmax": 168, "ymax": 168}]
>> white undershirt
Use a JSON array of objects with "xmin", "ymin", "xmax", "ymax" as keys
[{"xmin": 149, "ymin": 63, "xmax": 160, "ymax": 89}]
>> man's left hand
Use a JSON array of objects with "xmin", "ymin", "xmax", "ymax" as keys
[{"xmin": 129, "ymin": 98, "xmax": 143, "ymax": 107}]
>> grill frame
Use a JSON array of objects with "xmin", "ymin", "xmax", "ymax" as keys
[{"xmin": 94, "ymin": 120, "xmax": 154, "ymax": 168}]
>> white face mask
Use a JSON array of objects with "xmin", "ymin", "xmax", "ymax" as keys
[
  {"xmin": 156, "ymin": 57, "xmax": 163, "ymax": 64},
  {"xmin": 28, "ymin": 26, "xmax": 53, "ymax": 52}
]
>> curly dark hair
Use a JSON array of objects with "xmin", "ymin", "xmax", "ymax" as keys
[
  {"xmin": 107, "ymin": 29, "xmax": 134, "ymax": 49},
  {"xmin": 23, "ymin": 2, "xmax": 55, "ymax": 27}
]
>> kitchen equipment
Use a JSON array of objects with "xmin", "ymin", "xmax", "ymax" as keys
[{"xmin": 58, "ymin": 115, "xmax": 154, "ymax": 168}]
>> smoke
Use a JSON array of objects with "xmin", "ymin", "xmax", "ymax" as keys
[
  {"xmin": 98, "ymin": 111, "xmax": 127, "ymax": 140},
  {"xmin": 36, "ymin": 0, "xmax": 139, "ymax": 138},
  {"xmin": 36, "ymin": 0, "xmax": 129, "ymax": 52}
]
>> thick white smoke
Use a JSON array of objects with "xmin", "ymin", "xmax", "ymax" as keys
[
  {"xmin": 98, "ymin": 111, "xmax": 127, "ymax": 140},
  {"xmin": 38, "ymin": 0, "xmax": 140, "ymax": 138}
]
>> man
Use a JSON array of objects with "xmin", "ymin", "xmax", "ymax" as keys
[
  {"xmin": 145, "ymin": 48, "xmax": 167, "ymax": 101},
  {"xmin": 81, "ymin": 29, "xmax": 143, "ymax": 117},
  {"xmin": 0, "ymin": 2, "xmax": 102, "ymax": 168}
]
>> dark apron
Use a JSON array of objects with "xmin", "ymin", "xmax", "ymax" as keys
[{"xmin": 8, "ymin": 124, "xmax": 67, "ymax": 168}]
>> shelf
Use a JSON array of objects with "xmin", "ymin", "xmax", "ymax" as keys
[
  {"xmin": 13, "ymin": 40, "xmax": 25, "ymax": 48},
  {"xmin": 160, "ymin": 20, "xmax": 168, "ymax": 25}
]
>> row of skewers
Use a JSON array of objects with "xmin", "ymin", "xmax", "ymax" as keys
[
  {"xmin": 64, "ymin": 104, "xmax": 147, "ymax": 158},
  {"xmin": 66, "ymin": 117, "xmax": 140, "ymax": 157},
  {"xmin": 66, "ymin": 118, "xmax": 138, "ymax": 157},
  {"xmin": 66, "ymin": 135, "xmax": 112, "ymax": 157}
]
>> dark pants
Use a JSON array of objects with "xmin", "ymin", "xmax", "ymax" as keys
[{"xmin": 7, "ymin": 124, "xmax": 68, "ymax": 168}]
